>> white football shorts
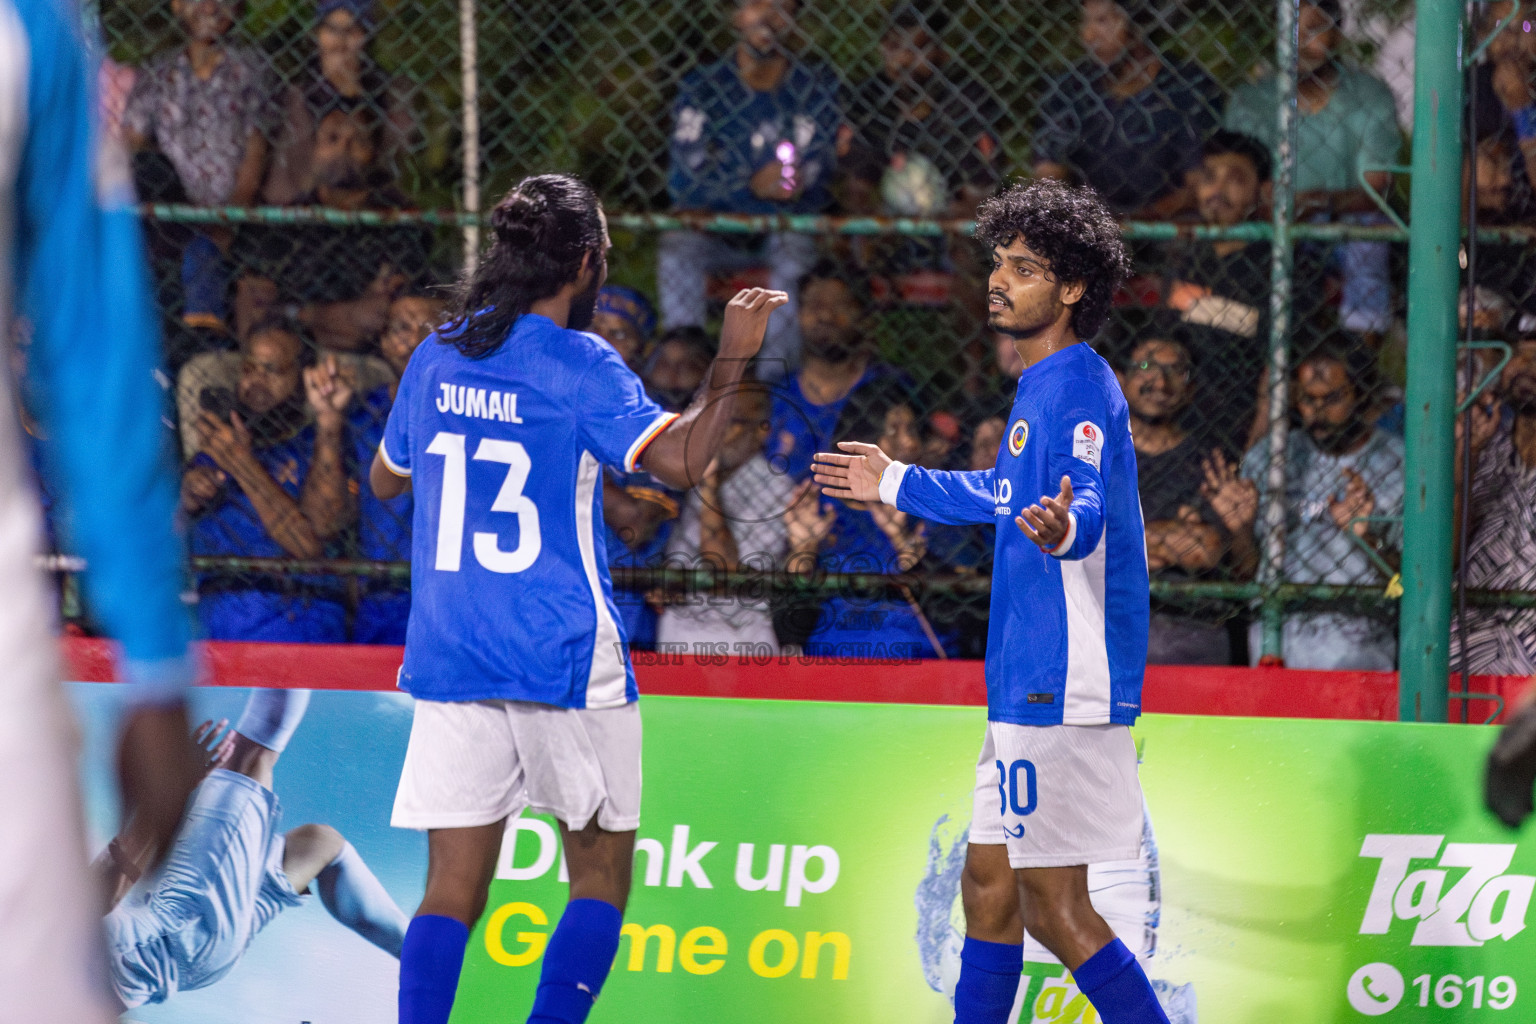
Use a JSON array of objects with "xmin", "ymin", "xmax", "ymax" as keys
[
  {"xmin": 969, "ymin": 721, "xmax": 1142, "ymax": 868},
  {"xmin": 392, "ymin": 698, "xmax": 641, "ymax": 832}
]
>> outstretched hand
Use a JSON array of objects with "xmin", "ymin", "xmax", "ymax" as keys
[
  {"xmin": 1015, "ymin": 475, "xmax": 1075, "ymax": 551},
  {"xmin": 811, "ymin": 441, "xmax": 893, "ymax": 503}
]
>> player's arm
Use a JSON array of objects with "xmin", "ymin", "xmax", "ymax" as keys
[
  {"xmin": 371, "ymin": 448, "xmax": 410, "ymax": 499},
  {"xmin": 16, "ymin": 0, "xmax": 200, "ymax": 868},
  {"xmin": 1019, "ymin": 386, "xmax": 1111, "ymax": 560},
  {"xmin": 370, "ymin": 351, "xmax": 416, "ymax": 499},
  {"xmin": 812, "ymin": 443, "xmax": 998, "ymax": 525},
  {"xmin": 638, "ymin": 289, "xmax": 788, "ymax": 490}
]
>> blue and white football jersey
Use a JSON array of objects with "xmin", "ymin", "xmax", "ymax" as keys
[
  {"xmin": 380, "ymin": 313, "xmax": 678, "ymax": 708},
  {"xmin": 882, "ymin": 342, "xmax": 1149, "ymax": 726}
]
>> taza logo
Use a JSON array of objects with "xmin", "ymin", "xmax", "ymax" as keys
[{"xmin": 1358, "ymin": 834, "xmax": 1535, "ymax": 946}]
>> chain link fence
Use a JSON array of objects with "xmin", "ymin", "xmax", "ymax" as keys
[{"xmin": 42, "ymin": 0, "xmax": 1534, "ymax": 671}]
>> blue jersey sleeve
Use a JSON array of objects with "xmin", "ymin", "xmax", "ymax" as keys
[
  {"xmin": 15, "ymin": 0, "xmax": 192, "ymax": 698},
  {"xmin": 1042, "ymin": 379, "xmax": 1110, "ymax": 561},
  {"xmin": 891, "ymin": 465, "xmax": 998, "ymax": 525},
  {"xmin": 576, "ymin": 342, "xmax": 679, "ymax": 473},
  {"xmin": 379, "ymin": 348, "xmax": 416, "ymax": 476}
]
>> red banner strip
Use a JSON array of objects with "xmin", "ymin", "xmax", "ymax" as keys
[{"xmin": 61, "ymin": 638, "xmax": 1530, "ymax": 723}]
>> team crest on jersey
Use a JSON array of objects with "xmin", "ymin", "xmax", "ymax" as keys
[
  {"xmin": 1007, "ymin": 418, "xmax": 1029, "ymax": 457},
  {"xmin": 1073, "ymin": 421, "xmax": 1103, "ymax": 470}
]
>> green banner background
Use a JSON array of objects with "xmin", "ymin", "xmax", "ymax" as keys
[{"xmin": 452, "ymin": 698, "xmax": 1530, "ymax": 1023}]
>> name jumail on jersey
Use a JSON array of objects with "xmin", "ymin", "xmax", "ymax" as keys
[{"xmin": 1359, "ymin": 834, "xmax": 1535, "ymax": 946}]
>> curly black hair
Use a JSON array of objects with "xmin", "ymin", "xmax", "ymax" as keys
[{"xmin": 975, "ymin": 179, "xmax": 1131, "ymax": 341}]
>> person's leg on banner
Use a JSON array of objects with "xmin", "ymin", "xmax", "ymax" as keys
[
  {"xmin": 1017, "ymin": 867, "xmax": 1170, "ymax": 1024},
  {"xmin": 400, "ymin": 821, "xmax": 504, "ymax": 1024},
  {"xmin": 526, "ymin": 820, "xmax": 633, "ymax": 1024},
  {"xmin": 955, "ymin": 842, "xmax": 1024, "ymax": 1024},
  {"xmin": 306, "ymin": 834, "xmax": 410, "ymax": 956}
]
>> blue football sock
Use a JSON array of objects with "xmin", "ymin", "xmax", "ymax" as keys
[
  {"xmin": 399, "ymin": 914, "xmax": 469, "ymax": 1024},
  {"xmin": 527, "ymin": 898, "xmax": 623, "ymax": 1024},
  {"xmin": 953, "ymin": 936, "xmax": 1023, "ymax": 1024},
  {"xmin": 1072, "ymin": 938, "xmax": 1171, "ymax": 1024}
]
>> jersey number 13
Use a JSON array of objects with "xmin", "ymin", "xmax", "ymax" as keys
[{"xmin": 425, "ymin": 431, "xmax": 541, "ymax": 573}]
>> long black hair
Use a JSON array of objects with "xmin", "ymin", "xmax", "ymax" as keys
[{"xmin": 440, "ymin": 173, "xmax": 605, "ymax": 359}]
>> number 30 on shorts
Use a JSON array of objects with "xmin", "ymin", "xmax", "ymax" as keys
[{"xmin": 995, "ymin": 758, "xmax": 1037, "ymax": 817}]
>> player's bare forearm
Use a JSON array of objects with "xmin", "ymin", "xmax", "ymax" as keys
[
  {"xmin": 300, "ymin": 422, "xmax": 353, "ymax": 540},
  {"xmin": 642, "ymin": 361, "xmax": 748, "ymax": 490},
  {"xmin": 641, "ymin": 289, "xmax": 787, "ymax": 490},
  {"xmin": 370, "ymin": 449, "xmax": 410, "ymax": 499}
]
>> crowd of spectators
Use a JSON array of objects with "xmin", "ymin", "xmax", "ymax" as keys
[{"xmin": 45, "ymin": 0, "xmax": 1536, "ymax": 671}]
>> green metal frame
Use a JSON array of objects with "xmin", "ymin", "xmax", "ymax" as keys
[
  {"xmin": 1256, "ymin": 0, "xmax": 1300, "ymax": 662},
  {"xmin": 1359, "ymin": 163, "xmax": 1413, "ymax": 234},
  {"xmin": 1457, "ymin": 341, "xmax": 1514, "ymax": 413},
  {"xmin": 1398, "ymin": 0, "xmax": 1467, "ymax": 722}
]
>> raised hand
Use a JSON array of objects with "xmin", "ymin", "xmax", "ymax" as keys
[
  {"xmin": 812, "ymin": 441, "xmax": 893, "ymax": 503},
  {"xmin": 1200, "ymin": 449, "xmax": 1258, "ymax": 535},
  {"xmin": 718, "ymin": 288, "xmax": 790, "ymax": 361},
  {"xmin": 785, "ymin": 480, "xmax": 838, "ymax": 553},
  {"xmin": 1328, "ymin": 467, "xmax": 1376, "ymax": 536},
  {"xmin": 303, "ymin": 354, "xmax": 354, "ymax": 431},
  {"xmin": 1015, "ymin": 475, "xmax": 1075, "ymax": 551}
]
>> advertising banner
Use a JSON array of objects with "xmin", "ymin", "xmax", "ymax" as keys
[{"xmin": 68, "ymin": 683, "xmax": 1530, "ymax": 1023}]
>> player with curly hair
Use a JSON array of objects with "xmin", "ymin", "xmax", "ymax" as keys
[{"xmin": 813, "ymin": 179, "xmax": 1165, "ymax": 1023}]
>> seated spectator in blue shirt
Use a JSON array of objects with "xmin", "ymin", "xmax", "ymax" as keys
[
  {"xmin": 786, "ymin": 378, "xmax": 955, "ymax": 659},
  {"xmin": 1034, "ymin": 0, "xmax": 1222, "ymax": 218},
  {"xmin": 181, "ymin": 317, "xmax": 351, "ymax": 640},
  {"xmin": 591, "ymin": 285, "xmax": 657, "ymax": 373},
  {"xmin": 766, "ymin": 261, "xmax": 900, "ymax": 480},
  {"xmin": 660, "ymin": 0, "xmax": 841, "ymax": 379},
  {"xmin": 346, "ymin": 291, "xmax": 444, "ymax": 643}
]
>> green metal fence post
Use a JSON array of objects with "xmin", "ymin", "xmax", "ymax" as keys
[
  {"xmin": 1259, "ymin": 0, "xmax": 1300, "ymax": 661},
  {"xmin": 1398, "ymin": 0, "xmax": 1465, "ymax": 722}
]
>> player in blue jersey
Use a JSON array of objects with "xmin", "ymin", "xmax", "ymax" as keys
[
  {"xmin": 814, "ymin": 180, "xmax": 1168, "ymax": 1024},
  {"xmin": 369, "ymin": 173, "xmax": 785, "ymax": 1024},
  {"xmin": 4, "ymin": 0, "xmax": 202, "ymax": 1019}
]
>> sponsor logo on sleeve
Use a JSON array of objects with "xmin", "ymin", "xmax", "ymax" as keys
[{"xmin": 1072, "ymin": 421, "xmax": 1102, "ymax": 470}]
